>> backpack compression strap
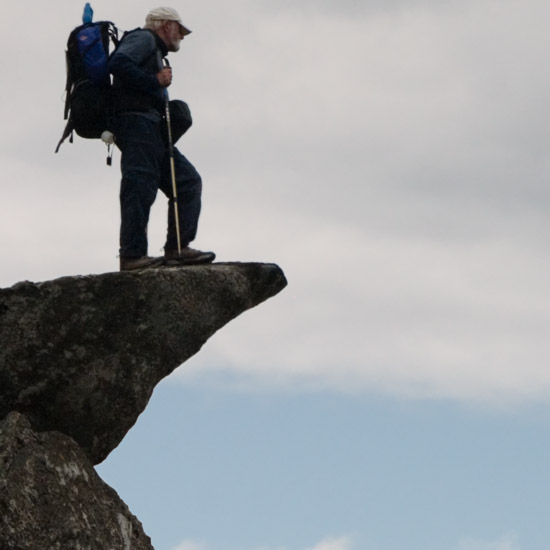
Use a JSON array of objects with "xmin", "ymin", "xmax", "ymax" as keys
[{"xmin": 55, "ymin": 120, "xmax": 74, "ymax": 153}]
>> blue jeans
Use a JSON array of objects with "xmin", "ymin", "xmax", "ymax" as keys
[{"xmin": 113, "ymin": 113, "xmax": 202, "ymax": 258}]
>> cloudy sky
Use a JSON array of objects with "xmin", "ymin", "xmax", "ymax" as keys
[{"xmin": 2, "ymin": 0, "xmax": 550, "ymax": 548}]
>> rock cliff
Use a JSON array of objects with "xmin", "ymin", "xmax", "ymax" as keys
[
  {"xmin": 0, "ymin": 411, "xmax": 154, "ymax": 550},
  {"xmin": 0, "ymin": 262, "xmax": 286, "ymax": 549}
]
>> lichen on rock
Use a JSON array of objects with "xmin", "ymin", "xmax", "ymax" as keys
[{"xmin": 0, "ymin": 411, "xmax": 154, "ymax": 550}]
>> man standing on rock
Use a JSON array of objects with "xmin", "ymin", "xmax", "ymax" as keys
[{"xmin": 109, "ymin": 6, "xmax": 215, "ymax": 271}]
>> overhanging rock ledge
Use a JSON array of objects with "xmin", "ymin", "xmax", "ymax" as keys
[{"xmin": 0, "ymin": 262, "xmax": 287, "ymax": 464}]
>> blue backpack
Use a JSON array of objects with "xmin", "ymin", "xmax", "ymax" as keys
[{"xmin": 55, "ymin": 12, "xmax": 119, "ymax": 154}]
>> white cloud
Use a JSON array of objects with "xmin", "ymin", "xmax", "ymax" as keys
[
  {"xmin": 3, "ymin": 0, "xmax": 550, "ymax": 406},
  {"xmin": 166, "ymin": 0, "xmax": 550, "ymax": 407},
  {"xmin": 457, "ymin": 533, "xmax": 520, "ymax": 550},
  {"xmin": 169, "ymin": 538, "xmax": 352, "ymax": 550},
  {"xmin": 170, "ymin": 538, "xmax": 345, "ymax": 550},
  {"xmin": 175, "ymin": 201, "xmax": 550, "ymax": 405},
  {"xmin": 306, "ymin": 536, "xmax": 353, "ymax": 550},
  {"xmin": 171, "ymin": 539, "xmax": 206, "ymax": 550}
]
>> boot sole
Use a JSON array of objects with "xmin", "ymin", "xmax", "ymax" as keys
[
  {"xmin": 164, "ymin": 252, "xmax": 216, "ymax": 267},
  {"xmin": 120, "ymin": 258, "xmax": 165, "ymax": 271}
]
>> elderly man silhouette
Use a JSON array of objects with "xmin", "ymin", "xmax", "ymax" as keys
[{"xmin": 109, "ymin": 7, "xmax": 215, "ymax": 271}]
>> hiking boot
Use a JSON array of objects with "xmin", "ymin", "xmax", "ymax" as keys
[
  {"xmin": 164, "ymin": 247, "xmax": 216, "ymax": 266},
  {"xmin": 119, "ymin": 256, "xmax": 164, "ymax": 271}
]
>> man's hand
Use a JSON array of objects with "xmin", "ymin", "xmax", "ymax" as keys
[{"xmin": 157, "ymin": 67, "xmax": 172, "ymax": 87}]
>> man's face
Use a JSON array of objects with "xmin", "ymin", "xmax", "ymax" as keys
[{"xmin": 164, "ymin": 20, "xmax": 186, "ymax": 52}]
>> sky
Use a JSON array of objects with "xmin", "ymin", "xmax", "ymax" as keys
[{"xmin": 1, "ymin": 0, "xmax": 550, "ymax": 548}]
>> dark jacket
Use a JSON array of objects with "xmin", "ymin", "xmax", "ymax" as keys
[{"xmin": 109, "ymin": 28, "xmax": 169, "ymax": 114}]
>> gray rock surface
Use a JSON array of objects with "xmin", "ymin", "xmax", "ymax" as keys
[
  {"xmin": 0, "ymin": 411, "xmax": 154, "ymax": 550},
  {"xmin": 0, "ymin": 262, "xmax": 287, "ymax": 464}
]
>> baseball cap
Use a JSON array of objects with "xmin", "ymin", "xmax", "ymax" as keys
[{"xmin": 146, "ymin": 7, "xmax": 192, "ymax": 35}]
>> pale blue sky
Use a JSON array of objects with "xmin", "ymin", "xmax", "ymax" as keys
[
  {"xmin": 2, "ymin": 0, "xmax": 550, "ymax": 549},
  {"xmin": 98, "ymin": 380, "xmax": 550, "ymax": 550}
]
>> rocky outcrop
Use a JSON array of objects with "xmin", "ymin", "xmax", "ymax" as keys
[
  {"xmin": 0, "ymin": 411, "xmax": 154, "ymax": 550},
  {"xmin": 0, "ymin": 262, "xmax": 286, "ymax": 549},
  {"xmin": 0, "ymin": 262, "xmax": 287, "ymax": 464}
]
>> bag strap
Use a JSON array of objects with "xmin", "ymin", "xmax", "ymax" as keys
[{"xmin": 55, "ymin": 120, "xmax": 74, "ymax": 153}]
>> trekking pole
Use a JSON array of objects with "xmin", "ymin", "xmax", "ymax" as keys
[{"xmin": 163, "ymin": 61, "xmax": 183, "ymax": 256}]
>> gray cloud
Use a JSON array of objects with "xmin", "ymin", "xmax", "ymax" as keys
[{"xmin": 2, "ymin": 0, "xmax": 550, "ymax": 404}]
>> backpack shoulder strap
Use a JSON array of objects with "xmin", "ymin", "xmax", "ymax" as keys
[{"xmin": 112, "ymin": 27, "xmax": 162, "ymax": 68}]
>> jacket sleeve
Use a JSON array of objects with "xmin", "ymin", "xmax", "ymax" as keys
[{"xmin": 109, "ymin": 31, "xmax": 161, "ymax": 93}]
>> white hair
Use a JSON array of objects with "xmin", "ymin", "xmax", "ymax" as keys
[{"xmin": 143, "ymin": 19, "xmax": 164, "ymax": 30}]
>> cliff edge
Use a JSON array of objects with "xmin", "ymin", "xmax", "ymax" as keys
[
  {"xmin": 0, "ymin": 262, "xmax": 286, "ymax": 550},
  {"xmin": 0, "ymin": 262, "xmax": 287, "ymax": 464}
]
